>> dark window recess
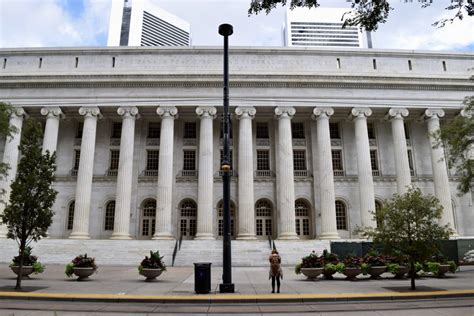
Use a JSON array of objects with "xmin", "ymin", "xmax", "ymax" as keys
[
  {"xmin": 257, "ymin": 150, "xmax": 270, "ymax": 170},
  {"xmin": 75, "ymin": 57, "xmax": 79, "ymax": 68},
  {"xmin": 367, "ymin": 123, "xmax": 376, "ymax": 139},
  {"xmin": 104, "ymin": 201, "xmax": 115, "ymax": 231},
  {"xmin": 331, "ymin": 150, "xmax": 343, "ymax": 171},
  {"xmin": 112, "ymin": 57, "xmax": 116, "ymax": 68},
  {"xmin": 111, "ymin": 122, "xmax": 122, "ymax": 138},
  {"xmin": 408, "ymin": 60, "xmax": 412, "ymax": 71},
  {"xmin": 76, "ymin": 122, "xmax": 84, "ymax": 138},
  {"xmin": 404, "ymin": 123, "xmax": 410, "ymax": 140},
  {"xmin": 370, "ymin": 150, "xmax": 379, "ymax": 171},
  {"xmin": 442, "ymin": 60, "xmax": 447, "ymax": 71},
  {"xmin": 73, "ymin": 150, "xmax": 81, "ymax": 170},
  {"xmin": 146, "ymin": 150, "xmax": 159, "ymax": 170},
  {"xmin": 291, "ymin": 122, "xmax": 305, "ymax": 139},
  {"xmin": 109, "ymin": 150, "xmax": 120, "ymax": 170},
  {"xmin": 293, "ymin": 150, "xmax": 306, "ymax": 170},
  {"xmin": 183, "ymin": 122, "xmax": 197, "ymax": 138},
  {"xmin": 39, "ymin": 57, "xmax": 42, "ymax": 68},
  {"xmin": 148, "ymin": 122, "xmax": 160, "ymax": 138},
  {"xmin": 329, "ymin": 123, "xmax": 340, "ymax": 139},
  {"xmin": 256, "ymin": 123, "xmax": 269, "ymax": 139},
  {"xmin": 183, "ymin": 150, "xmax": 196, "ymax": 170},
  {"xmin": 336, "ymin": 58, "xmax": 341, "ymax": 69},
  {"xmin": 372, "ymin": 59, "xmax": 377, "ymax": 70}
]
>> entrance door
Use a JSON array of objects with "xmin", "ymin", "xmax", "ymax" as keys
[
  {"xmin": 140, "ymin": 199, "xmax": 156, "ymax": 239},
  {"xmin": 217, "ymin": 201, "xmax": 236, "ymax": 238},
  {"xmin": 255, "ymin": 200, "xmax": 273, "ymax": 239},
  {"xmin": 295, "ymin": 199, "xmax": 311, "ymax": 238},
  {"xmin": 179, "ymin": 199, "xmax": 197, "ymax": 240}
]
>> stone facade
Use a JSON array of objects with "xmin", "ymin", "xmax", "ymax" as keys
[{"xmin": 0, "ymin": 47, "xmax": 473, "ymax": 241}]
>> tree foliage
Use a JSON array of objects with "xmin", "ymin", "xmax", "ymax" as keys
[
  {"xmin": 248, "ymin": 0, "xmax": 473, "ymax": 31},
  {"xmin": 0, "ymin": 102, "xmax": 17, "ymax": 189},
  {"xmin": 437, "ymin": 97, "xmax": 474, "ymax": 194},
  {"xmin": 0, "ymin": 119, "xmax": 57, "ymax": 290},
  {"xmin": 355, "ymin": 186, "xmax": 452, "ymax": 290}
]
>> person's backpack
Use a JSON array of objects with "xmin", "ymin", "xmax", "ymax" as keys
[{"xmin": 270, "ymin": 254, "xmax": 280, "ymax": 274}]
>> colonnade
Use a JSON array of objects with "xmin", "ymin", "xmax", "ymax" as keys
[{"xmin": 0, "ymin": 106, "xmax": 460, "ymax": 239}]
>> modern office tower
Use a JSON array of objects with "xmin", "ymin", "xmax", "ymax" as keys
[
  {"xmin": 107, "ymin": 0, "xmax": 191, "ymax": 47},
  {"xmin": 283, "ymin": 7, "xmax": 371, "ymax": 48}
]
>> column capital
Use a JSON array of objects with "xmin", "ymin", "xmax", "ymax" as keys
[
  {"xmin": 79, "ymin": 107, "xmax": 101, "ymax": 118},
  {"xmin": 312, "ymin": 107, "xmax": 334, "ymax": 120},
  {"xmin": 117, "ymin": 106, "xmax": 139, "ymax": 118},
  {"xmin": 274, "ymin": 107, "xmax": 295, "ymax": 119},
  {"xmin": 196, "ymin": 106, "xmax": 217, "ymax": 119},
  {"xmin": 41, "ymin": 107, "xmax": 64, "ymax": 119},
  {"xmin": 351, "ymin": 107, "xmax": 372, "ymax": 119},
  {"xmin": 424, "ymin": 108, "xmax": 445, "ymax": 120},
  {"xmin": 156, "ymin": 106, "xmax": 178, "ymax": 119},
  {"xmin": 388, "ymin": 108, "xmax": 409, "ymax": 120},
  {"xmin": 235, "ymin": 106, "xmax": 256, "ymax": 119},
  {"xmin": 10, "ymin": 107, "xmax": 26, "ymax": 119}
]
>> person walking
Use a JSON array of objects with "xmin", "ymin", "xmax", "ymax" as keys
[{"xmin": 268, "ymin": 249, "xmax": 282, "ymax": 293}]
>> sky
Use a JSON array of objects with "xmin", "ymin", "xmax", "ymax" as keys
[{"xmin": 0, "ymin": 0, "xmax": 473, "ymax": 51}]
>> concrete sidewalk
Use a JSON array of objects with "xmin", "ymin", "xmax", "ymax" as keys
[{"xmin": 1, "ymin": 264, "xmax": 474, "ymax": 303}]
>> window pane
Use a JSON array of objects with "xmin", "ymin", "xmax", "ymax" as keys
[
  {"xmin": 76, "ymin": 122, "xmax": 83, "ymax": 139},
  {"xmin": 257, "ymin": 150, "xmax": 270, "ymax": 170},
  {"xmin": 104, "ymin": 201, "xmax": 115, "ymax": 231},
  {"xmin": 148, "ymin": 122, "xmax": 160, "ymax": 138},
  {"xmin": 109, "ymin": 150, "xmax": 120, "ymax": 170},
  {"xmin": 370, "ymin": 150, "xmax": 379, "ymax": 171},
  {"xmin": 293, "ymin": 150, "xmax": 306, "ymax": 171},
  {"xmin": 335, "ymin": 201, "xmax": 347, "ymax": 230},
  {"xmin": 329, "ymin": 123, "xmax": 340, "ymax": 139},
  {"xmin": 67, "ymin": 201, "xmax": 75, "ymax": 230},
  {"xmin": 256, "ymin": 123, "xmax": 269, "ymax": 139},
  {"xmin": 367, "ymin": 123, "xmax": 376, "ymax": 139},
  {"xmin": 73, "ymin": 150, "xmax": 81, "ymax": 170},
  {"xmin": 183, "ymin": 122, "xmax": 196, "ymax": 139},
  {"xmin": 183, "ymin": 150, "xmax": 196, "ymax": 171},
  {"xmin": 331, "ymin": 150, "xmax": 343, "ymax": 170},
  {"xmin": 146, "ymin": 150, "xmax": 159, "ymax": 170},
  {"xmin": 111, "ymin": 122, "xmax": 122, "ymax": 139},
  {"xmin": 291, "ymin": 122, "xmax": 305, "ymax": 139}
]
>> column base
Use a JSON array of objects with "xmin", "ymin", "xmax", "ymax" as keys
[
  {"xmin": 277, "ymin": 232, "xmax": 299, "ymax": 240},
  {"xmin": 194, "ymin": 233, "xmax": 215, "ymax": 240},
  {"xmin": 152, "ymin": 233, "xmax": 175, "ymax": 240},
  {"xmin": 236, "ymin": 233, "xmax": 257, "ymax": 240},
  {"xmin": 319, "ymin": 232, "xmax": 340, "ymax": 240},
  {"xmin": 68, "ymin": 232, "xmax": 91, "ymax": 240},
  {"xmin": 110, "ymin": 233, "xmax": 132, "ymax": 240}
]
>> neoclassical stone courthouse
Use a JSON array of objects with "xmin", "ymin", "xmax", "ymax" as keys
[{"xmin": 0, "ymin": 47, "xmax": 473, "ymax": 242}]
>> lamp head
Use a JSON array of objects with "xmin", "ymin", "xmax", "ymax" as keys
[{"xmin": 218, "ymin": 24, "xmax": 233, "ymax": 36}]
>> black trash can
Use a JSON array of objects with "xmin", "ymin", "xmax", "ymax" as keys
[{"xmin": 194, "ymin": 262, "xmax": 212, "ymax": 294}]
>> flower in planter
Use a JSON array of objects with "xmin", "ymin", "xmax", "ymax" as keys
[
  {"xmin": 10, "ymin": 246, "xmax": 44, "ymax": 274},
  {"xmin": 138, "ymin": 250, "xmax": 167, "ymax": 273},
  {"xmin": 295, "ymin": 251, "xmax": 324, "ymax": 274},
  {"xmin": 342, "ymin": 255, "xmax": 363, "ymax": 268},
  {"xmin": 65, "ymin": 253, "xmax": 98, "ymax": 277}
]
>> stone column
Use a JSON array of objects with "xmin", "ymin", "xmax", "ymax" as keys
[
  {"xmin": 195, "ymin": 106, "xmax": 216, "ymax": 240},
  {"xmin": 235, "ymin": 107, "xmax": 257, "ymax": 240},
  {"xmin": 424, "ymin": 109, "xmax": 456, "ymax": 233},
  {"xmin": 352, "ymin": 108, "xmax": 377, "ymax": 228},
  {"xmin": 153, "ymin": 106, "xmax": 178, "ymax": 240},
  {"xmin": 388, "ymin": 108, "xmax": 411, "ymax": 193},
  {"xmin": 312, "ymin": 108, "xmax": 339, "ymax": 239},
  {"xmin": 40, "ymin": 107, "xmax": 63, "ymax": 155},
  {"xmin": 460, "ymin": 108, "xmax": 473, "ymax": 161},
  {"xmin": 111, "ymin": 107, "xmax": 139, "ymax": 240},
  {"xmin": 275, "ymin": 107, "xmax": 298, "ymax": 240},
  {"xmin": 69, "ymin": 107, "xmax": 101, "ymax": 239},
  {"xmin": 0, "ymin": 108, "xmax": 25, "ymax": 238}
]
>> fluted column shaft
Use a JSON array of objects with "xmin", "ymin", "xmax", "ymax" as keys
[
  {"xmin": 275, "ymin": 107, "xmax": 298, "ymax": 240},
  {"xmin": 70, "ymin": 107, "xmax": 101, "ymax": 239},
  {"xmin": 352, "ymin": 108, "xmax": 376, "ymax": 228},
  {"xmin": 425, "ymin": 109, "xmax": 456, "ymax": 233},
  {"xmin": 41, "ymin": 107, "xmax": 63, "ymax": 155},
  {"xmin": 389, "ymin": 108, "xmax": 411, "ymax": 193},
  {"xmin": 0, "ymin": 108, "xmax": 25, "ymax": 238},
  {"xmin": 312, "ymin": 108, "xmax": 339, "ymax": 239},
  {"xmin": 195, "ymin": 107, "xmax": 216, "ymax": 240},
  {"xmin": 111, "ymin": 107, "xmax": 138, "ymax": 240},
  {"xmin": 236, "ymin": 107, "xmax": 257, "ymax": 240},
  {"xmin": 153, "ymin": 107, "xmax": 177, "ymax": 239}
]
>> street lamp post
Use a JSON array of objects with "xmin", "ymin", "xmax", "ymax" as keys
[{"xmin": 218, "ymin": 23, "xmax": 235, "ymax": 294}]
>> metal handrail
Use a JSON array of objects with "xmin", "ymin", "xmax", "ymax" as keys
[
  {"xmin": 178, "ymin": 232, "xmax": 183, "ymax": 250},
  {"xmin": 267, "ymin": 234, "xmax": 272, "ymax": 249},
  {"xmin": 171, "ymin": 239, "xmax": 178, "ymax": 267}
]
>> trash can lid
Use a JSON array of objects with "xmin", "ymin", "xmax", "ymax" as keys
[{"xmin": 194, "ymin": 262, "xmax": 212, "ymax": 266}]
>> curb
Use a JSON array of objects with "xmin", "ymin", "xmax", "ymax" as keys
[{"xmin": 1, "ymin": 289, "xmax": 474, "ymax": 304}]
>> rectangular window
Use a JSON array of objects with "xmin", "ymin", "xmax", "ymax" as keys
[
  {"xmin": 148, "ymin": 122, "xmax": 160, "ymax": 138},
  {"xmin": 257, "ymin": 150, "xmax": 270, "ymax": 170},
  {"xmin": 367, "ymin": 123, "xmax": 376, "ymax": 140},
  {"xmin": 183, "ymin": 122, "xmax": 197, "ymax": 139},
  {"xmin": 370, "ymin": 150, "xmax": 379, "ymax": 171},
  {"xmin": 73, "ymin": 150, "xmax": 81, "ymax": 170},
  {"xmin": 291, "ymin": 122, "xmax": 305, "ymax": 139},
  {"xmin": 256, "ymin": 122, "xmax": 269, "ymax": 139},
  {"xmin": 408, "ymin": 59, "xmax": 412, "ymax": 71},
  {"xmin": 220, "ymin": 149, "xmax": 233, "ymax": 166},
  {"xmin": 442, "ymin": 60, "xmax": 447, "ymax": 71},
  {"xmin": 329, "ymin": 123, "xmax": 340, "ymax": 139},
  {"xmin": 303, "ymin": 219, "xmax": 309, "ymax": 235},
  {"xmin": 109, "ymin": 150, "xmax": 120, "ymax": 170},
  {"xmin": 293, "ymin": 150, "xmax": 306, "ymax": 171},
  {"xmin": 111, "ymin": 122, "xmax": 122, "ymax": 139},
  {"xmin": 183, "ymin": 150, "xmax": 196, "ymax": 171},
  {"xmin": 265, "ymin": 219, "xmax": 272, "ymax": 236},
  {"xmin": 404, "ymin": 123, "xmax": 410, "ymax": 140},
  {"xmin": 76, "ymin": 122, "xmax": 84, "ymax": 139},
  {"xmin": 372, "ymin": 59, "xmax": 377, "ymax": 70},
  {"xmin": 146, "ymin": 150, "xmax": 159, "ymax": 170},
  {"xmin": 256, "ymin": 219, "xmax": 263, "ymax": 236},
  {"xmin": 331, "ymin": 150, "xmax": 343, "ymax": 171}
]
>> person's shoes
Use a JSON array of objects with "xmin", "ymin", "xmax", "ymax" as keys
[
  {"xmin": 277, "ymin": 290, "xmax": 280, "ymax": 293},
  {"xmin": 271, "ymin": 290, "xmax": 275, "ymax": 293}
]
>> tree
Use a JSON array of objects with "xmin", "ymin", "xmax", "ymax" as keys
[
  {"xmin": 248, "ymin": 0, "xmax": 473, "ymax": 31},
  {"xmin": 355, "ymin": 186, "xmax": 452, "ymax": 290},
  {"xmin": 437, "ymin": 97, "xmax": 473, "ymax": 195},
  {"xmin": 0, "ymin": 119, "xmax": 57, "ymax": 290}
]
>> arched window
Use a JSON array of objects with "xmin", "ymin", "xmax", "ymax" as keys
[
  {"xmin": 335, "ymin": 200, "xmax": 347, "ymax": 230},
  {"xmin": 104, "ymin": 201, "xmax": 115, "ymax": 231},
  {"xmin": 295, "ymin": 199, "xmax": 310, "ymax": 237},
  {"xmin": 217, "ymin": 201, "xmax": 236, "ymax": 237},
  {"xmin": 255, "ymin": 200, "xmax": 273, "ymax": 237},
  {"xmin": 141, "ymin": 199, "xmax": 156, "ymax": 238},
  {"xmin": 67, "ymin": 201, "xmax": 75, "ymax": 230},
  {"xmin": 375, "ymin": 200, "xmax": 383, "ymax": 228},
  {"xmin": 180, "ymin": 199, "xmax": 197, "ymax": 238}
]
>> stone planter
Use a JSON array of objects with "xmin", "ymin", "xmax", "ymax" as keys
[
  {"xmin": 436, "ymin": 264, "xmax": 450, "ymax": 277},
  {"xmin": 322, "ymin": 269, "xmax": 337, "ymax": 280},
  {"xmin": 139, "ymin": 268, "xmax": 163, "ymax": 281},
  {"xmin": 300, "ymin": 267, "xmax": 323, "ymax": 280},
  {"xmin": 342, "ymin": 267, "xmax": 361, "ymax": 280},
  {"xmin": 11, "ymin": 266, "xmax": 34, "ymax": 278},
  {"xmin": 368, "ymin": 266, "xmax": 387, "ymax": 279},
  {"xmin": 393, "ymin": 265, "xmax": 409, "ymax": 279},
  {"xmin": 72, "ymin": 267, "xmax": 96, "ymax": 281}
]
